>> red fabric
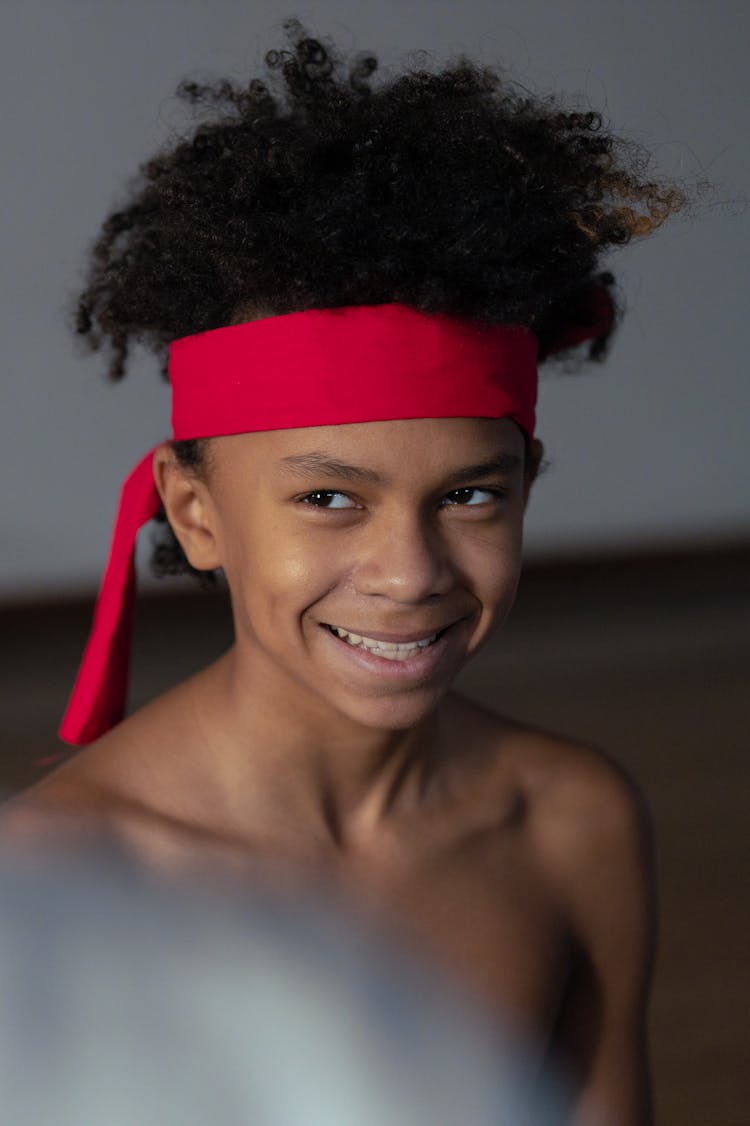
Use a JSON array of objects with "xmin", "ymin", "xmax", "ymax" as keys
[
  {"xmin": 59, "ymin": 302, "xmax": 541, "ymax": 746},
  {"xmin": 58, "ymin": 450, "xmax": 163, "ymax": 744},
  {"xmin": 171, "ymin": 303, "xmax": 538, "ymax": 439}
]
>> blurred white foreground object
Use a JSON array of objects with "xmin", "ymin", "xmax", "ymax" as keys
[{"xmin": 0, "ymin": 851, "xmax": 564, "ymax": 1125}]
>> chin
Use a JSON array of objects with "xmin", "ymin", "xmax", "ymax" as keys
[{"xmin": 329, "ymin": 683, "xmax": 452, "ymax": 732}]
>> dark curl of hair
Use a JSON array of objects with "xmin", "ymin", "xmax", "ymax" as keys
[{"xmin": 74, "ymin": 17, "xmax": 685, "ymax": 583}]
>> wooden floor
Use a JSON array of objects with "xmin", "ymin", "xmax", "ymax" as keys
[{"xmin": 2, "ymin": 547, "xmax": 748, "ymax": 1125}]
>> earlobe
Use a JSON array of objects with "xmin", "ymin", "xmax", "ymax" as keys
[{"xmin": 151, "ymin": 446, "xmax": 222, "ymax": 571}]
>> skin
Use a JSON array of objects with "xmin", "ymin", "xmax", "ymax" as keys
[{"xmin": 1, "ymin": 416, "xmax": 655, "ymax": 1125}]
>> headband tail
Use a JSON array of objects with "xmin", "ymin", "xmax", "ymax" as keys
[{"xmin": 58, "ymin": 447, "xmax": 164, "ymax": 746}]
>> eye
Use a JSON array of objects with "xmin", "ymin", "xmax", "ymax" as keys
[
  {"xmin": 298, "ymin": 491, "xmax": 359, "ymax": 510},
  {"xmin": 441, "ymin": 487, "xmax": 506, "ymax": 507}
]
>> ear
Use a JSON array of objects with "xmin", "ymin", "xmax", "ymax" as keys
[
  {"xmin": 523, "ymin": 438, "xmax": 545, "ymax": 509},
  {"xmin": 152, "ymin": 445, "xmax": 222, "ymax": 572}
]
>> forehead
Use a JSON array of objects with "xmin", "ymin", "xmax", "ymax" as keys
[{"xmin": 215, "ymin": 417, "xmax": 525, "ymax": 469}]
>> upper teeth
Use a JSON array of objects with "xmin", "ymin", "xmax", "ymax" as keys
[{"xmin": 330, "ymin": 626, "xmax": 438, "ymax": 653}]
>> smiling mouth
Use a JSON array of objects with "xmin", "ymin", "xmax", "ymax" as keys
[{"xmin": 322, "ymin": 623, "xmax": 451, "ymax": 660}]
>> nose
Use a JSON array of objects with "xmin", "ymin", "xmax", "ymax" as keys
[{"xmin": 352, "ymin": 509, "xmax": 455, "ymax": 603}]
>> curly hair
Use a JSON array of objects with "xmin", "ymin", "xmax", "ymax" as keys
[{"xmin": 74, "ymin": 17, "xmax": 685, "ymax": 582}]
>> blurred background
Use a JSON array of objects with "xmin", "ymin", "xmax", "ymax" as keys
[{"xmin": 1, "ymin": 2, "xmax": 748, "ymax": 1124}]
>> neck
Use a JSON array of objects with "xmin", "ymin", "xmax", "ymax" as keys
[{"xmin": 188, "ymin": 646, "xmax": 448, "ymax": 855}]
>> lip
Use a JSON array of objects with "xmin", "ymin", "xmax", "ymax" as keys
[{"xmin": 320, "ymin": 620, "xmax": 461, "ymax": 681}]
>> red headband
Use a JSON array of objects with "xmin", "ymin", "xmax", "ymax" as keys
[{"xmin": 58, "ymin": 301, "xmax": 556, "ymax": 745}]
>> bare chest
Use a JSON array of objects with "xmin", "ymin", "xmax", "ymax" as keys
[
  {"xmin": 335, "ymin": 828, "xmax": 570, "ymax": 1050},
  {"xmin": 112, "ymin": 804, "xmax": 569, "ymax": 1053},
  {"xmin": 24, "ymin": 737, "xmax": 571, "ymax": 1055}
]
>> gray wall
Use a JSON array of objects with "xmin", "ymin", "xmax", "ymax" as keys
[{"xmin": 2, "ymin": 0, "xmax": 748, "ymax": 599}]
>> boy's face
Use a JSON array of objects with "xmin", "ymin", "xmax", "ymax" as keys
[{"xmin": 193, "ymin": 417, "xmax": 535, "ymax": 731}]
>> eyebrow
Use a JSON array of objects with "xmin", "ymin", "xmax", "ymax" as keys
[{"xmin": 277, "ymin": 449, "xmax": 524, "ymax": 486}]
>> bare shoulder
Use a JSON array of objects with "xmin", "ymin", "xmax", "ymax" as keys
[
  {"xmin": 450, "ymin": 690, "xmax": 650, "ymax": 809},
  {"xmin": 458, "ymin": 708, "xmax": 658, "ymax": 1120},
  {"xmin": 0, "ymin": 669, "xmax": 206, "ymax": 844},
  {"xmin": 524, "ymin": 729, "xmax": 654, "ymax": 908},
  {"xmin": 449, "ymin": 693, "xmax": 654, "ymax": 923},
  {"xmin": 487, "ymin": 714, "xmax": 657, "ymax": 1015},
  {"xmin": 0, "ymin": 716, "xmax": 170, "ymax": 856},
  {"xmin": 0, "ymin": 708, "xmax": 243, "ymax": 877},
  {"xmin": 475, "ymin": 707, "xmax": 656, "ymax": 1073},
  {"xmin": 508, "ymin": 723, "xmax": 653, "ymax": 857},
  {"xmin": 501, "ymin": 718, "xmax": 655, "ymax": 908},
  {"xmin": 0, "ymin": 768, "xmax": 111, "ymax": 854},
  {"xmin": 0, "ymin": 771, "xmax": 186, "ymax": 879}
]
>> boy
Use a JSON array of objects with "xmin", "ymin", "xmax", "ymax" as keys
[{"xmin": 2, "ymin": 21, "xmax": 684, "ymax": 1123}]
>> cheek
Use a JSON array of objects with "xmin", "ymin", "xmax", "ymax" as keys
[
  {"xmin": 455, "ymin": 526, "xmax": 524, "ymax": 646},
  {"xmin": 481, "ymin": 549, "xmax": 523, "ymax": 624},
  {"xmin": 454, "ymin": 517, "xmax": 523, "ymax": 591},
  {"xmin": 221, "ymin": 521, "xmax": 344, "ymax": 630}
]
